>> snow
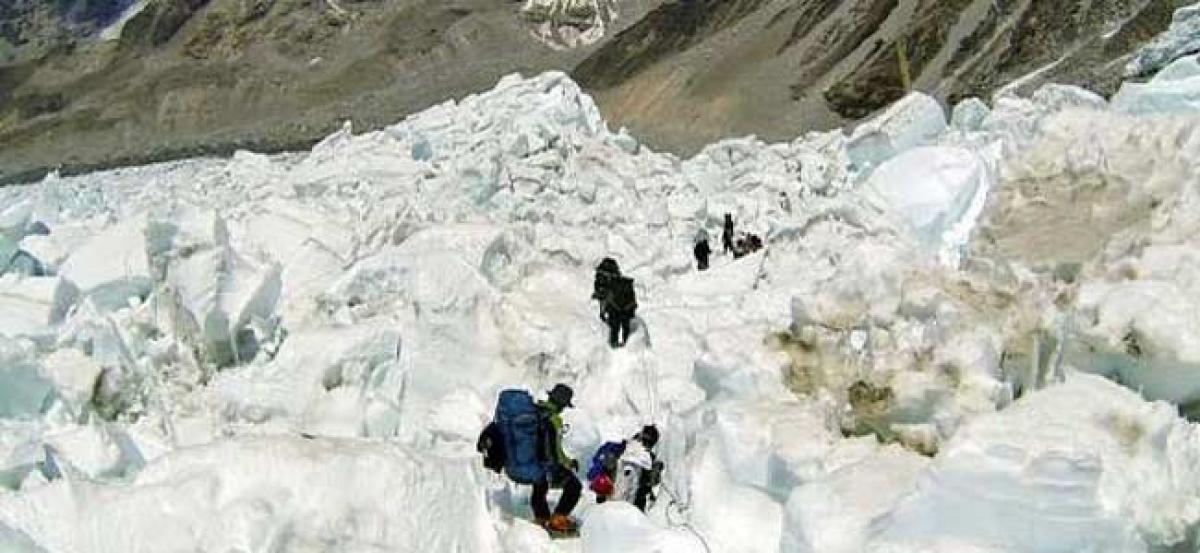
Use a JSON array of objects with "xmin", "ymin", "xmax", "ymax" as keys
[
  {"xmin": 0, "ymin": 276, "xmax": 71, "ymax": 341},
  {"xmin": 1, "ymin": 68, "xmax": 1200, "ymax": 552},
  {"xmin": 0, "ymin": 437, "xmax": 499, "ymax": 552},
  {"xmin": 521, "ymin": 0, "xmax": 620, "ymax": 50},
  {"xmin": 582, "ymin": 503, "xmax": 706, "ymax": 552},
  {"xmin": 56, "ymin": 216, "xmax": 152, "ymax": 312},
  {"xmin": 870, "ymin": 374, "xmax": 1200, "ymax": 551},
  {"xmin": 98, "ymin": 0, "xmax": 150, "ymax": 42},
  {"xmin": 846, "ymin": 92, "xmax": 947, "ymax": 172},
  {"xmin": 781, "ymin": 443, "xmax": 928, "ymax": 553},
  {"xmin": 862, "ymin": 146, "xmax": 989, "ymax": 250},
  {"xmin": 949, "ymin": 97, "xmax": 989, "ymax": 132},
  {"xmin": 1114, "ymin": 55, "xmax": 1200, "ymax": 114},
  {"xmin": 1126, "ymin": 4, "xmax": 1200, "ymax": 77}
]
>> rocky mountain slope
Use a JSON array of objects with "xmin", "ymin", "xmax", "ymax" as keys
[{"xmin": 0, "ymin": 0, "xmax": 1191, "ymax": 183}]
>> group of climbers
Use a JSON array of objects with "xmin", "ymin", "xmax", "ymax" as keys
[
  {"xmin": 474, "ymin": 213, "xmax": 770, "ymax": 535},
  {"xmin": 591, "ymin": 214, "xmax": 764, "ymax": 350},
  {"xmin": 692, "ymin": 212, "xmax": 763, "ymax": 270},
  {"xmin": 478, "ymin": 383, "xmax": 663, "ymax": 535}
]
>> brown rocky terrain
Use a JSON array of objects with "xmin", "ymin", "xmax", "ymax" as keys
[{"xmin": 0, "ymin": 0, "xmax": 1190, "ymax": 184}]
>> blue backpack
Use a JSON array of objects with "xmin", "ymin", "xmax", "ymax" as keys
[
  {"xmin": 588, "ymin": 441, "xmax": 626, "ymax": 481},
  {"xmin": 494, "ymin": 389, "xmax": 551, "ymax": 485}
]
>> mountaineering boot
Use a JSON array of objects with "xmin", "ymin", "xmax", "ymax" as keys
[
  {"xmin": 534, "ymin": 516, "xmax": 550, "ymax": 528},
  {"xmin": 547, "ymin": 513, "xmax": 576, "ymax": 532}
]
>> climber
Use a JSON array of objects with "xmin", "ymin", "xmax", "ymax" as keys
[
  {"xmin": 603, "ymin": 274, "xmax": 637, "ymax": 348},
  {"xmin": 477, "ymin": 384, "xmax": 582, "ymax": 534},
  {"xmin": 587, "ymin": 425, "xmax": 663, "ymax": 512},
  {"xmin": 694, "ymin": 230, "xmax": 712, "ymax": 271},
  {"xmin": 722, "ymin": 213, "xmax": 735, "ymax": 255}
]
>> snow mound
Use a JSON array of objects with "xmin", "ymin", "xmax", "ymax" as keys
[
  {"xmin": 57, "ymin": 216, "xmax": 151, "ymax": 312},
  {"xmin": 847, "ymin": 92, "xmax": 947, "ymax": 171},
  {"xmin": 0, "ymin": 437, "xmax": 498, "ymax": 552},
  {"xmin": 1114, "ymin": 55, "xmax": 1200, "ymax": 114},
  {"xmin": 212, "ymin": 322, "xmax": 402, "ymax": 438},
  {"xmin": 863, "ymin": 146, "xmax": 988, "ymax": 249},
  {"xmin": 582, "ymin": 502, "xmax": 706, "ymax": 552},
  {"xmin": 870, "ymin": 374, "xmax": 1200, "ymax": 551},
  {"xmin": 782, "ymin": 443, "xmax": 928, "ymax": 553}
]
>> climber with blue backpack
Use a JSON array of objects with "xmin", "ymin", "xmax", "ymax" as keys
[
  {"xmin": 587, "ymin": 425, "xmax": 663, "ymax": 512},
  {"xmin": 477, "ymin": 383, "xmax": 582, "ymax": 534}
]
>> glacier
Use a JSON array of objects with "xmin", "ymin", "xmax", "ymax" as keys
[{"xmin": 1, "ymin": 63, "xmax": 1200, "ymax": 552}]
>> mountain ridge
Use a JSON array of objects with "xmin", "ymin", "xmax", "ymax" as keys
[{"xmin": 0, "ymin": 0, "xmax": 1190, "ymax": 184}]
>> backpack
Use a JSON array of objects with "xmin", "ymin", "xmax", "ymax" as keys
[
  {"xmin": 494, "ymin": 389, "xmax": 551, "ymax": 485},
  {"xmin": 476, "ymin": 422, "xmax": 505, "ymax": 474},
  {"xmin": 587, "ymin": 440, "xmax": 627, "ymax": 481},
  {"xmin": 607, "ymin": 277, "xmax": 637, "ymax": 312},
  {"xmin": 593, "ymin": 258, "xmax": 621, "ymax": 301}
]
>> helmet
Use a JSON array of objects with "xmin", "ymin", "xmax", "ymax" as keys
[{"xmin": 590, "ymin": 473, "xmax": 614, "ymax": 496}]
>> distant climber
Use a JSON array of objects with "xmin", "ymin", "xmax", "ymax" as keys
[
  {"xmin": 694, "ymin": 230, "xmax": 711, "ymax": 271},
  {"xmin": 779, "ymin": 192, "xmax": 792, "ymax": 213},
  {"xmin": 722, "ymin": 213, "xmax": 735, "ymax": 254},
  {"xmin": 587, "ymin": 425, "xmax": 663, "ymax": 512},
  {"xmin": 477, "ymin": 384, "xmax": 582, "ymax": 534},
  {"xmin": 603, "ymin": 275, "xmax": 637, "ymax": 348}
]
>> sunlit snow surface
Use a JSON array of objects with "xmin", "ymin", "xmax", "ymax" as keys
[{"xmin": 3, "ymin": 70, "xmax": 1200, "ymax": 552}]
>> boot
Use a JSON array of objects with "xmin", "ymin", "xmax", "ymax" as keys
[{"xmin": 547, "ymin": 513, "xmax": 576, "ymax": 532}]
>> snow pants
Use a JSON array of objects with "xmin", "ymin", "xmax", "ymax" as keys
[
  {"xmin": 531, "ymin": 466, "xmax": 582, "ymax": 520},
  {"xmin": 606, "ymin": 309, "xmax": 633, "ymax": 347}
]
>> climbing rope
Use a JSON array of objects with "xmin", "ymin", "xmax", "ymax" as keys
[
  {"xmin": 657, "ymin": 477, "xmax": 714, "ymax": 553},
  {"xmin": 639, "ymin": 349, "xmax": 661, "ymax": 424}
]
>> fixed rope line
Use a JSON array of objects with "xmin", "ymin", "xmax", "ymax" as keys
[{"xmin": 657, "ymin": 477, "xmax": 713, "ymax": 553}]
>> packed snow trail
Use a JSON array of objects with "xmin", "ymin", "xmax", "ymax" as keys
[{"xmin": 4, "ymin": 54, "xmax": 1200, "ymax": 552}]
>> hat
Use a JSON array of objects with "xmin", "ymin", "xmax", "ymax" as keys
[
  {"xmin": 548, "ymin": 383, "xmax": 574, "ymax": 409},
  {"xmin": 635, "ymin": 424, "xmax": 659, "ymax": 449}
]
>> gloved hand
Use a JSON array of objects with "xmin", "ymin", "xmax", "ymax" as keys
[{"xmin": 569, "ymin": 459, "xmax": 579, "ymax": 472}]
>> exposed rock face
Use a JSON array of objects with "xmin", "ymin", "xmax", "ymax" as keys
[
  {"xmin": 574, "ymin": 0, "xmax": 1191, "ymax": 154},
  {"xmin": 0, "ymin": 0, "xmax": 1191, "ymax": 183}
]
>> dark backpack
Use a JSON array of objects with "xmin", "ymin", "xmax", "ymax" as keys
[
  {"xmin": 494, "ymin": 389, "xmax": 551, "ymax": 484},
  {"xmin": 588, "ymin": 440, "xmax": 627, "ymax": 481},
  {"xmin": 593, "ymin": 258, "xmax": 621, "ymax": 301},
  {"xmin": 476, "ymin": 422, "xmax": 506, "ymax": 474},
  {"xmin": 608, "ymin": 277, "xmax": 637, "ymax": 312}
]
